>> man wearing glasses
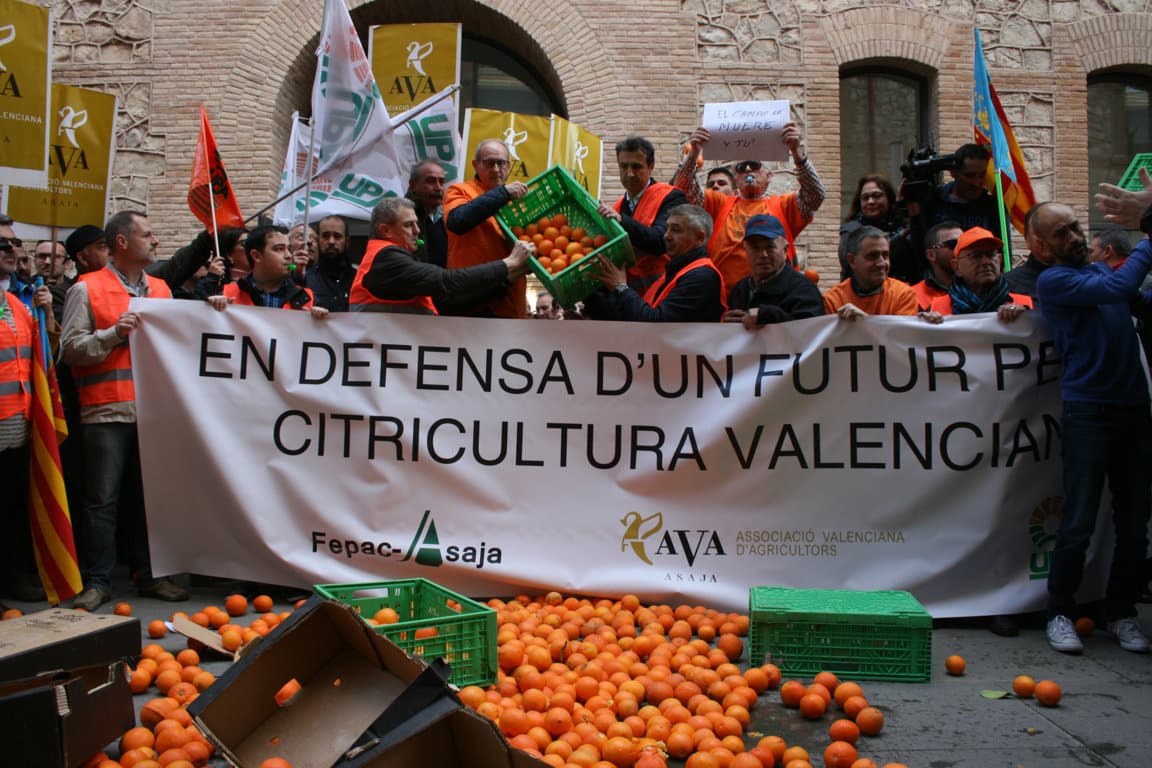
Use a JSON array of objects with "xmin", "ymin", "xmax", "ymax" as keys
[
  {"xmin": 928, "ymin": 227, "xmax": 1032, "ymax": 319},
  {"xmin": 674, "ymin": 122, "xmax": 825, "ymax": 291},
  {"xmin": 444, "ymin": 139, "xmax": 530, "ymax": 319},
  {"xmin": 911, "ymin": 221, "xmax": 962, "ymax": 311},
  {"xmin": 35, "ymin": 240, "xmax": 68, "ymax": 287}
]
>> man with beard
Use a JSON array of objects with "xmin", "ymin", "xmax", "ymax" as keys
[
  {"xmin": 304, "ymin": 215, "xmax": 355, "ymax": 312},
  {"xmin": 1034, "ymin": 201, "xmax": 1152, "ymax": 655},
  {"xmin": 723, "ymin": 214, "xmax": 823, "ymax": 329},
  {"xmin": 911, "ymin": 221, "xmax": 962, "ymax": 311},
  {"xmin": 34, "ymin": 240, "xmax": 68, "ymax": 286},
  {"xmin": 929, "ymin": 227, "xmax": 1032, "ymax": 319},
  {"xmin": 823, "ymin": 226, "xmax": 919, "ymax": 319},
  {"xmin": 406, "ymin": 161, "xmax": 448, "ymax": 269}
]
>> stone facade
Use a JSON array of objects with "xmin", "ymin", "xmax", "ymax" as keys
[{"xmin": 41, "ymin": 0, "xmax": 1152, "ymax": 283}]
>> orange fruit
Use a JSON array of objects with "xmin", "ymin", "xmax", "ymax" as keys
[
  {"xmin": 813, "ymin": 671, "xmax": 839, "ymax": 691},
  {"xmin": 602, "ymin": 736, "xmax": 639, "ymax": 767},
  {"xmin": 1, "ymin": 608, "xmax": 23, "ymax": 620},
  {"xmin": 374, "ymin": 607, "xmax": 400, "ymax": 625},
  {"xmin": 543, "ymin": 226, "xmax": 560, "ymax": 240},
  {"xmin": 717, "ymin": 634, "xmax": 743, "ymax": 661},
  {"xmin": 944, "ymin": 655, "xmax": 965, "ymax": 675},
  {"xmin": 779, "ymin": 680, "xmax": 805, "ymax": 708},
  {"xmin": 176, "ymin": 648, "xmax": 200, "ymax": 667},
  {"xmin": 593, "ymin": 234, "xmax": 608, "ymax": 247},
  {"xmin": 554, "ymin": 235, "xmax": 570, "ymax": 251},
  {"xmin": 119, "ymin": 748, "xmax": 158, "ymax": 768},
  {"xmin": 1074, "ymin": 617, "xmax": 1095, "ymax": 636},
  {"xmin": 834, "ymin": 682, "xmax": 864, "ymax": 708},
  {"xmin": 805, "ymin": 683, "xmax": 831, "ymax": 705},
  {"xmin": 1035, "ymin": 680, "xmax": 1062, "ymax": 707},
  {"xmin": 553, "ymin": 214, "xmax": 569, "ymax": 227},
  {"xmin": 686, "ymin": 752, "xmax": 720, "ymax": 768},
  {"xmin": 155, "ymin": 669, "xmax": 182, "ymax": 694},
  {"xmin": 824, "ymin": 741, "xmax": 858, "ymax": 768},
  {"xmin": 252, "ymin": 594, "xmax": 274, "ymax": 613},
  {"xmin": 220, "ymin": 629, "xmax": 243, "ymax": 652},
  {"xmin": 499, "ymin": 707, "xmax": 530, "ymax": 736},
  {"xmin": 224, "ymin": 594, "xmax": 248, "ymax": 616},
  {"xmin": 537, "ymin": 218, "xmax": 553, "ymax": 231},
  {"xmin": 147, "ymin": 620, "xmax": 167, "ymax": 638},
  {"xmin": 114, "ymin": 602, "xmax": 132, "ymax": 616},
  {"xmin": 157, "ymin": 748, "xmax": 192, "ymax": 767},
  {"xmin": 129, "ymin": 668, "xmax": 152, "ymax": 694},
  {"xmin": 757, "ymin": 735, "xmax": 786, "ymax": 762},
  {"xmin": 850, "ymin": 760, "xmax": 879, "ymax": 768},
  {"xmin": 537, "ymin": 255, "xmax": 552, "ymax": 270},
  {"xmin": 842, "ymin": 695, "xmax": 869, "ymax": 719},
  {"xmin": 120, "ymin": 726, "xmax": 155, "ymax": 753},
  {"xmin": 259, "ymin": 760, "xmax": 294, "ymax": 768},
  {"xmin": 274, "ymin": 678, "xmax": 301, "ymax": 706},
  {"xmin": 192, "ymin": 670, "xmax": 215, "ymax": 692},
  {"xmin": 855, "ymin": 707, "xmax": 884, "ymax": 736},
  {"xmin": 1012, "ymin": 675, "xmax": 1036, "ymax": 698},
  {"xmin": 414, "ymin": 626, "xmax": 438, "ymax": 639},
  {"xmin": 780, "ymin": 746, "xmax": 809, "ymax": 765},
  {"xmin": 829, "ymin": 718, "xmax": 860, "ymax": 744},
  {"xmin": 154, "ymin": 727, "xmax": 189, "ymax": 754},
  {"xmin": 798, "ymin": 693, "xmax": 826, "ymax": 719}
]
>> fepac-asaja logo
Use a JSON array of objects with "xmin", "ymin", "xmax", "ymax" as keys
[
  {"xmin": 402, "ymin": 509, "xmax": 503, "ymax": 570},
  {"xmin": 620, "ymin": 511, "xmax": 726, "ymax": 569},
  {"xmin": 51, "ymin": 104, "xmax": 89, "ymax": 177},
  {"xmin": 1028, "ymin": 496, "xmax": 1063, "ymax": 580}
]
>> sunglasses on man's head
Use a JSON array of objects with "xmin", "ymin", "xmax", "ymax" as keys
[{"xmin": 734, "ymin": 161, "xmax": 763, "ymax": 173}]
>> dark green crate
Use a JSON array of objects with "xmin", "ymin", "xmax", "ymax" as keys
[
  {"xmin": 1117, "ymin": 153, "xmax": 1152, "ymax": 191},
  {"xmin": 314, "ymin": 578, "xmax": 497, "ymax": 687},
  {"xmin": 748, "ymin": 587, "xmax": 932, "ymax": 682},
  {"xmin": 495, "ymin": 165, "xmax": 634, "ymax": 308}
]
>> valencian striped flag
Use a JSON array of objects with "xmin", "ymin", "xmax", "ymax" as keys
[
  {"xmin": 188, "ymin": 107, "xmax": 244, "ymax": 231},
  {"xmin": 28, "ymin": 308, "xmax": 82, "ymax": 604},
  {"xmin": 972, "ymin": 29, "xmax": 1036, "ymax": 234}
]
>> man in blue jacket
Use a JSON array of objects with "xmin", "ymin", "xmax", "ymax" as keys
[{"xmin": 1034, "ymin": 201, "xmax": 1151, "ymax": 655}]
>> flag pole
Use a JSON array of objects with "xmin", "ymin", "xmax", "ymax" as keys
[
  {"xmin": 244, "ymin": 84, "xmax": 462, "ymax": 224},
  {"xmin": 993, "ymin": 166, "xmax": 1011, "ymax": 273}
]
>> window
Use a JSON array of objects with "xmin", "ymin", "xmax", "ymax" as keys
[
  {"xmin": 839, "ymin": 69, "xmax": 930, "ymax": 218},
  {"xmin": 459, "ymin": 37, "xmax": 564, "ymax": 118},
  {"xmin": 1088, "ymin": 74, "xmax": 1152, "ymax": 229}
]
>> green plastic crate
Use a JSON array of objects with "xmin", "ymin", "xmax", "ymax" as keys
[
  {"xmin": 1118, "ymin": 153, "xmax": 1152, "ymax": 191},
  {"xmin": 748, "ymin": 587, "xmax": 932, "ymax": 682},
  {"xmin": 495, "ymin": 165, "xmax": 634, "ymax": 308},
  {"xmin": 313, "ymin": 578, "xmax": 496, "ymax": 687}
]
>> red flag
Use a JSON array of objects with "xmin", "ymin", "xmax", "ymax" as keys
[
  {"xmin": 28, "ymin": 313, "xmax": 82, "ymax": 604},
  {"xmin": 188, "ymin": 107, "xmax": 244, "ymax": 230}
]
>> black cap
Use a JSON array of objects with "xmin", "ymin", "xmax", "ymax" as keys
[{"xmin": 65, "ymin": 225, "xmax": 105, "ymax": 258}]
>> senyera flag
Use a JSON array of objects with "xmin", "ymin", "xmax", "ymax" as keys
[
  {"xmin": 28, "ymin": 305, "xmax": 82, "ymax": 604},
  {"xmin": 972, "ymin": 28, "xmax": 1036, "ymax": 235},
  {"xmin": 188, "ymin": 107, "xmax": 244, "ymax": 230}
]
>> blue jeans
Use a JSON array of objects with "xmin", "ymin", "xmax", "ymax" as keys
[
  {"xmin": 80, "ymin": 422, "xmax": 152, "ymax": 590},
  {"xmin": 1047, "ymin": 401, "xmax": 1152, "ymax": 621}
]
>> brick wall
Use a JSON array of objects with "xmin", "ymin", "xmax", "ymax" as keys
[{"xmin": 43, "ymin": 0, "xmax": 1152, "ymax": 285}]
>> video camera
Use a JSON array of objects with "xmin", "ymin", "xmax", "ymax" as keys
[{"xmin": 900, "ymin": 147, "xmax": 960, "ymax": 205}]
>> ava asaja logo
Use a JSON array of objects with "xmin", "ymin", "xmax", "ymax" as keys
[
  {"xmin": 402, "ymin": 509, "xmax": 503, "ymax": 570},
  {"xmin": 620, "ymin": 511, "xmax": 726, "ymax": 567},
  {"xmin": 52, "ymin": 105, "xmax": 90, "ymax": 176}
]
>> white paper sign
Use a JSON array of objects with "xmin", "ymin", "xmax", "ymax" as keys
[{"xmin": 702, "ymin": 100, "xmax": 790, "ymax": 162}]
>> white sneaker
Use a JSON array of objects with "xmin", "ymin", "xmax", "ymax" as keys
[
  {"xmin": 1046, "ymin": 615, "xmax": 1084, "ymax": 653},
  {"xmin": 1107, "ymin": 617, "xmax": 1150, "ymax": 653}
]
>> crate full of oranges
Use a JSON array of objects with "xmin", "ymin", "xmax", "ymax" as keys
[{"xmin": 496, "ymin": 165, "xmax": 634, "ymax": 307}]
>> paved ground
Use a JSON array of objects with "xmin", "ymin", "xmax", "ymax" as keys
[{"xmin": 3, "ymin": 573, "xmax": 1150, "ymax": 768}]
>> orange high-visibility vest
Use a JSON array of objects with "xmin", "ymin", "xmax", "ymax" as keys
[
  {"xmin": 615, "ymin": 183, "xmax": 676, "ymax": 286},
  {"xmin": 223, "ymin": 282, "xmax": 315, "ymax": 309},
  {"xmin": 349, "ymin": 239, "xmax": 438, "ymax": 315},
  {"xmin": 72, "ymin": 267, "xmax": 171, "ymax": 408},
  {"xmin": 0, "ymin": 298, "xmax": 34, "ymax": 421},
  {"xmin": 642, "ymin": 257, "xmax": 728, "ymax": 319}
]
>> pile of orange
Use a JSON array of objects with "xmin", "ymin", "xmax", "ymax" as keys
[
  {"xmin": 78, "ymin": 594, "xmax": 299, "ymax": 768},
  {"xmin": 449, "ymin": 591, "xmax": 897, "ymax": 768},
  {"xmin": 511, "ymin": 213, "xmax": 610, "ymax": 275}
]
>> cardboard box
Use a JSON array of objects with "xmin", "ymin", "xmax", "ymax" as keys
[
  {"xmin": 347, "ymin": 707, "xmax": 550, "ymax": 768},
  {"xmin": 0, "ymin": 609, "xmax": 140, "ymax": 682},
  {"xmin": 0, "ymin": 661, "xmax": 135, "ymax": 768},
  {"xmin": 187, "ymin": 596, "xmax": 454, "ymax": 768}
]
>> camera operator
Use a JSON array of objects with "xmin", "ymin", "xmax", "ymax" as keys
[{"xmin": 903, "ymin": 143, "xmax": 1007, "ymax": 277}]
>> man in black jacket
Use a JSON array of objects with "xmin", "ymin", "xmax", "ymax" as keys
[
  {"xmin": 304, "ymin": 215, "xmax": 355, "ymax": 312},
  {"xmin": 724, "ymin": 214, "xmax": 824, "ymax": 329},
  {"xmin": 405, "ymin": 161, "xmax": 449, "ymax": 270},
  {"xmin": 349, "ymin": 198, "xmax": 532, "ymax": 314}
]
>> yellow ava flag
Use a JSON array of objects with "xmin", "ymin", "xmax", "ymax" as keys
[
  {"xmin": 369, "ymin": 23, "xmax": 460, "ymax": 118},
  {"xmin": 5, "ymin": 83, "xmax": 116, "ymax": 228},
  {"xmin": 549, "ymin": 115, "xmax": 604, "ymax": 198},
  {"xmin": 0, "ymin": 0, "xmax": 52, "ymax": 189},
  {"xmin": 462, "ymin": 108, "xmax": 551, "ymax": 184}
]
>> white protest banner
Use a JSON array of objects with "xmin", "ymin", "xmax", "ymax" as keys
[
  {"xmin": 702, "ymin": 101, "xmax": 789, "ymax": 162},
  {"xmin": 305, "ymin": 0, "xmax": 405, "ymax": 220},
  {"xmin": 132, "ymin": 305, "xmax": 1110, "ymax": 616}
]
